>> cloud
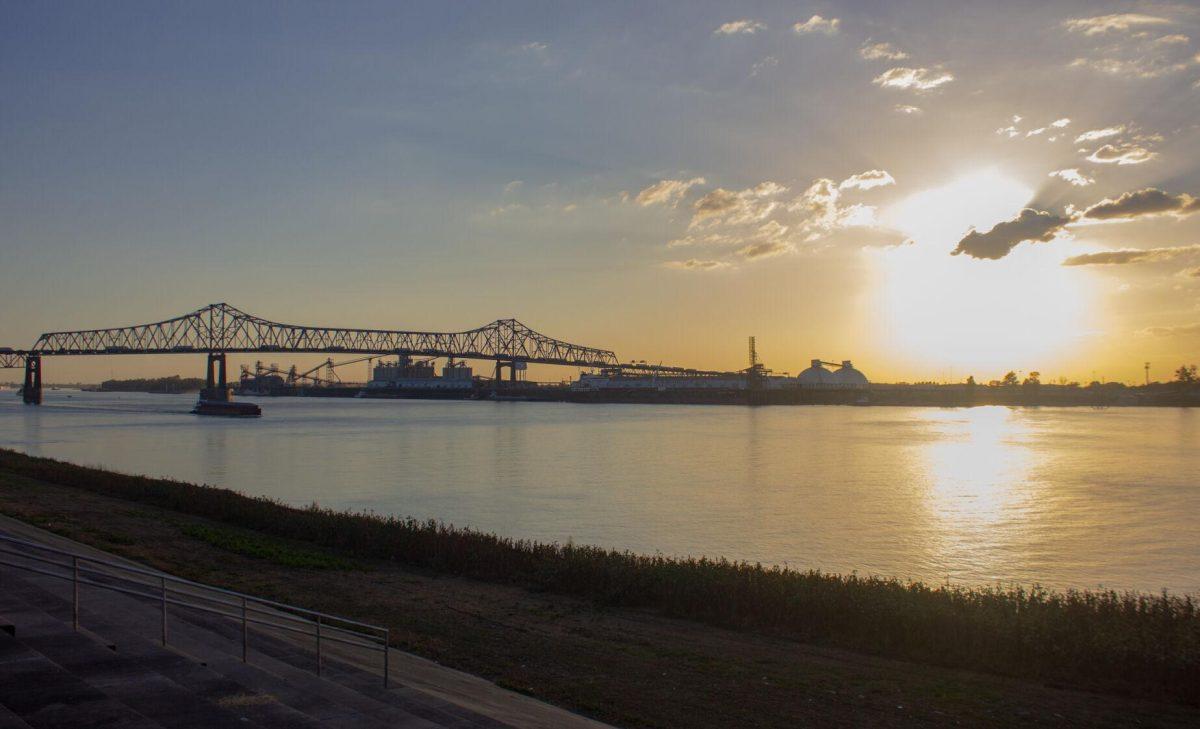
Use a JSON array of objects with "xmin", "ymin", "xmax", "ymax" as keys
[
  {"xmin": 665, "ymin": 259, "xmax": 731, "ymax": 271},
  {"xmin": 663, "ymin": 174, "xmax": 884, "ymax": 262},
  {"xmin": 691, "ymin": 182, "xmax": 787, "ymax": 226},
  {"xmin": 1063, "ymin": 14, "xmax": 1172, "ymax": 36},
  {"xmin": 873, "ymin": 67, "xmax": 954, "ymax": 91},
  {"xmin": 894, "ymin": 104, "xmax": 922, "ymax": 115},
  {"xmin": 714, "ymin": 19, "xmax": 766, "ymax": 35},
  {"xmin": 859, "ymin": 41, "xmax": 908, "ymax": 61},
  {"xmin": 1082, "ymin": 188, "xmax": 1200, "ymax": 219},
  {"xmin": 1049, "ymin": 168, "xmax": 1095, "ymax": 186},
  {"xmin": 1062, "ymin": 245, "xmax": 1200, "ymax": 266},
  {"xmin": 1140, "ymin": 322, "xmax": 1200, "ymax": 337},
  {"xmin": 1026, "ymin": 127, "xmax": 1046, "ymax": 137},
  {"xmin": 793, "ymin": 15, "xmax": 840, "ymax": 35},
  {"xmin": 634, "ymin": 177, "xmax": 706, "ymax": 207},
  {"xmin": 951, "ymin": 209, "xmax": 1074, "ymax": 259},
  {"xmin": 1086, "ymin": 142, "xmax": 1156, "ymax": 165},
  {"xmin": 750, "ymin": 56, "xmax": 779, "ymax": 76},
  {"xmin": 739, "ymin": 239, "xmax": 793, "ymax": 259},
  {"xmin": 838, "ymin": 169, "xmax": 895, "ymax": 191},
  {"xmin": 1069, "ymin": 55, "xmax": 1195, "ymax": 78},
  {"xmin": 1181, "ymin": 266, "xmax": 1200, "ymax": 278},
  {"xmin": 1075, "ymin": 125, "xmax": 1125, "ymax": 143},
  {"xmin": 1154, "ymin": 34, "xmax": 1190, "ymax": 45},
  {"xmin": 1050, "ymin": 118, "xmax": 1071, "ymax": 128}
]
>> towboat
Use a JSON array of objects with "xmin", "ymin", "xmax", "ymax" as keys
[{"xmin": 191, "ymin": 399, "xmax": 262, "ymax": 417}]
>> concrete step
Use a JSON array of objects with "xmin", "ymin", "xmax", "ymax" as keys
[
  {"xmin": 0, "ymin": 703, "xmax": 34, "ymax": 729},
  {"xmin": 1, "ymin": 571, "xmax": 449, "ymax": 728},
  {"xmin": 0, "ymin": 592, "xmax": 274, "ymax": 729},
  {"xmin": 0, "ymin": 629, "xmax": 161, "ymax": 729}
]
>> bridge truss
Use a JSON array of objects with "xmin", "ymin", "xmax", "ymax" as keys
[
  {"xmin": 2, "ymin": 304, "xmax": 732, "ymax": 406},
  {"xmin": 20, "ymin": 303, "xmax": 621, "ymax": 368}
]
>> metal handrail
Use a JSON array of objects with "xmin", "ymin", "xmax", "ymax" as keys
[{"xmin": 0, "ymin": 532, "xmax": 390, "ymax": 686}]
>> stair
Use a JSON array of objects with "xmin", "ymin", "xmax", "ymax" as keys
[{"xmin": 0, "ymin": 568, "xmax": 509, "ymax": 728}]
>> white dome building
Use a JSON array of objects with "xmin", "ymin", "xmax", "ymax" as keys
[
  {"xmin": 797, "ymin": 359, "xmax": 835, "ymax": 386},
  {"xmin": 831, "ymin": 360, "xmax": 869, "ymax": 388}
]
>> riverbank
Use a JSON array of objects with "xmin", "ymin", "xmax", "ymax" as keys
[{"xmin": 0, "ymin": 449, "xmax": 1197, "ymax": 727}]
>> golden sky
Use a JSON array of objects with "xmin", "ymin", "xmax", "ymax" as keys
[{"xmin": 2, "ymin": 2, "xmax": 1198, "ymax": 384}]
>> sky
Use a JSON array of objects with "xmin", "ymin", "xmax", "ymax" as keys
[{"xmin": 2, "ymin": 0, "xmax": 1199, "ymax": 384}]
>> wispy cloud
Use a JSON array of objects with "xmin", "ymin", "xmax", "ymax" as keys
[
  {"xmin": 1086, "ymin": 142, "xmax": 1157, "ymax": 165},
  {"xmin": 1075, "ymin": 125, "xmax": 1125, "ymax": 143},
  {"xmin": 714, "ymin": 19, "xmax": 766, "ymax": 36},
  {"xmin": 1049, "ymin": 169, "xmax": 1095, "ymax": 186},
  {"xmin": 634, "ymin": 177, "xmax": 706, "ymax": 207},
  {"xmin": 1062, "ymin": 14, "xmax": 1172, "ymax": 36},
  {"xmin": 873, "ymin": 67, "xmax": 954, "ymax": 91},
  {"xmin": 1140, "ymin": 322, "xmax": 1200, "ymax": 337},
  {"xmin": 893, "ymin": 104, "xmax": 922, "ymax": 115},
  {"xmin": 750, "ymin": 56, "xmax": 779, "ymax": 76},
  {"xmin": 1063, "ymin": 245, "xmax": 1200, "ymax": 266},
  {"xmin": 859, "ymin": 41, "xmax": 908, "ymax": 61},
  {"xmin": 665, "ymin": 259, "xmax": 732, "ymax": 271},
  {"xmin": 793, "ymin": 15, "xmax": 840, "ymax": 35}
]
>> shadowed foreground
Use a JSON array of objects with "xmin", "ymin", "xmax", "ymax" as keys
[{"xmin": 0, "ymin": 448, "xmax": 1197, "ymax": 727}]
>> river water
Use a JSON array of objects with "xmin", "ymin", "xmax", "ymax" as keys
[{"xmin": 1, "ymin": 390, "xmax": 1196, "ymax": 594}]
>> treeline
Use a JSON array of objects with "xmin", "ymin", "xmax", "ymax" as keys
[
  {"xmin": 98, "ymin": 375, "xmax": 206, "ymax": 393},
  {"xmin": 0, "ymin": 448, "xmax": 1196, "ymax": 705}
]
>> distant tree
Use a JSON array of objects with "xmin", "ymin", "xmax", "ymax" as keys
[
  {"xmin": 1023, "ymin": 371, "xmax": 1041, "ymax": 386},
  {"xmin": 1176, "ymin": 364, "xmax": 1198, "ymax": 384},
  {"xmin": 1001, "ymin": 371, "xmax": 1020, "ymax": 387},
  {"xmin": 965, "ymin": 375, "xmax": 976, "ymax": 387}
]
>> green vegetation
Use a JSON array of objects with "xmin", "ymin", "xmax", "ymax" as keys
[
  {"xmin": 1, "ymin": 448, "xmax": 1197, "ymax": 705},
  {"xmin": 98, "ymin": 375, "xmax": 206, "ymax": 393},
  {"xmin": 179, "ymin": 523, "xmax": 353, "ymax": 570}
]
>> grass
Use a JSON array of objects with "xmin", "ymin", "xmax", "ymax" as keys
[
  {"xmin": 1, "ymin": 447, "xmax": 1197, "ymax": 705},
  {"xmin": 179, "ymin": 523, "xmax": 354, "ymax": 570}
]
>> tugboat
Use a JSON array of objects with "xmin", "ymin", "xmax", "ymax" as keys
[{"xmin": 192, "ymin": 386, "xmax": 261, "ymax": 417}]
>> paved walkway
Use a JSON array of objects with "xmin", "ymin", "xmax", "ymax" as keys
[{"xmin": 0, "ymin": 514, "xmax": 612, "ymax": 729}]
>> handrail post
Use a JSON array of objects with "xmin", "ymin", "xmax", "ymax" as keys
[
  {"xmin": 241, "ymin": 597, "xmax": 248, "ymax": 663},
  {"xmin": 315, "ymin": 615, "xmax": 322, "ymax": 676},
  {"xmin": 72, "ymin": 556, "xmax": 79, "ymax": 631},
  {"xmin": 160, "ymin": 576, "xmax": 167, "ymax": 646},
  {"xmin": 383, "ymin": 629, "xmax": 389, "ymax": 688}
]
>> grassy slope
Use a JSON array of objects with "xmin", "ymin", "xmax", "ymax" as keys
[{"xmin": 0, "ymin": 449, "xmax": 1197, "ymax": 727}]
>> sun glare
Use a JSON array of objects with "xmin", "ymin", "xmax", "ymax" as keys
[{"xmin": 872, "ymin": 169, "xmax": 1093, "ymax": 377}]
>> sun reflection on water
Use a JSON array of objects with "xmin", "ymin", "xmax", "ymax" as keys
[{"xmin": 917, "ymin": 407, "xmax": 1038, "ymax": 581}]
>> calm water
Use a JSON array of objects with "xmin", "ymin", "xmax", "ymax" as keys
[{"xmin": 1, "ymin": 390, "xmax": 1197, "ymax": 594}]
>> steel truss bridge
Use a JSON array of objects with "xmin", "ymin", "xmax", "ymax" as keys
[{"xmin": 1, "ymin": 303, "xmax": 726, "ymax": 404}]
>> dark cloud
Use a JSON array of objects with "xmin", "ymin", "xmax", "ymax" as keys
[
  {"xmin": 1083, "ymin": 188, "xmax": 1200, "ymax": 220},
  {"xmin": 951, "ymin": 209, "xmax": 1074, "ymax": 260},
  {"xmin": 1062, "ymin": 245, "xmax": 1200, "ymax": 266}
]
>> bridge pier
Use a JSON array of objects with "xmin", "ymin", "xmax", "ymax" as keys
[
  {"xmin": 202, "ymin": 352, "xmax": 230, "ymax": 402},
  {"xmin": 22, "ymin": 355, "xmax": 42, "ymax": 405}
]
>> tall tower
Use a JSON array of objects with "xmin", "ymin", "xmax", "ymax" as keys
[
  {"xmin": 1145, "ymin": 361, "xmax": 1151, "ymax": 386},
  {"xmin": 748, "ymin": 336, "xmax": 757, "ymax": 370}
]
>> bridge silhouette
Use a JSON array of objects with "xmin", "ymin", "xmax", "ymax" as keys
[{"xmin": 2, "ymin": 303, "xmax": 724, "ymax": 404}]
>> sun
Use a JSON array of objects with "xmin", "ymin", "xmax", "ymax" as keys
[{"xmin": 869, "ymin": 169, "xmax": 1094, "ymax": 378}]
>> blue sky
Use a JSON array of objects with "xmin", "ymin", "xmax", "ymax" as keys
[{"xmin": 3, "ymin": 1, "xmax": 1199, "ymax": 382}]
